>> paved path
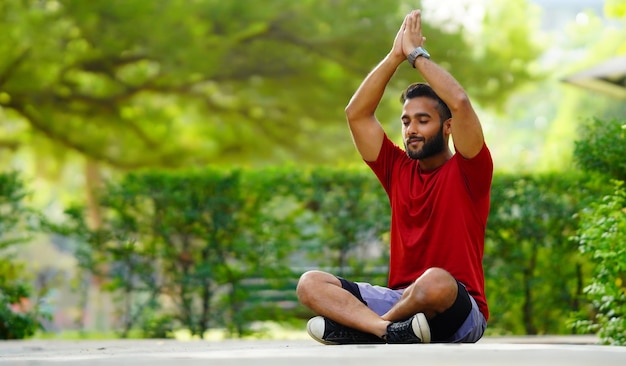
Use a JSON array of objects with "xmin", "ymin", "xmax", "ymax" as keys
[{"xmin": 1, "ymin": 336, "xmax": 625, "ymax": 366}]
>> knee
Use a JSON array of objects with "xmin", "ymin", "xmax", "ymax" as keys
[
  {"xmin": 409, "ymin": 268, "xmax": 458, "ymax": 310},
  {"xmin": 296, "ymin": 270, "xmax": 332, "ymax": 306},
  {"xmin": 422, "ymin": 267, "xmax": 456, "ymax": 287}
]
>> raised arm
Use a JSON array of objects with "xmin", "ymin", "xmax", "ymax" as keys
[
  {"xmin": 344, "ymin": 16, "xmax": 408, "ymax": 162},
  {"xmin": 402, "ymin": 10, "xmax": 485, "ymax": 159}
]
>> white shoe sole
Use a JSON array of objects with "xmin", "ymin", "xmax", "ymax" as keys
[
  {"xmin": 413, "ymin": 313, "xmax": 431, "ymax": 343},
  {"xmin": 306, "ymin": 316, "xmax": 338, "ymax": 345}
]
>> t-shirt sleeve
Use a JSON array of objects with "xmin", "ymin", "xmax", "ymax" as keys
[
  {"xmin": 456, "ymin": 143, "xmax": 493, "ymax": 200},
  {"xmin": 365, "ymin": 134, "xmax": 404, "ymax": 195}
]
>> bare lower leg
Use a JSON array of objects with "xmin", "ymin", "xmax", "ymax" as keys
[{"xmin": 296, "ymin": 271, "xmax": 390, "ymax": 338}]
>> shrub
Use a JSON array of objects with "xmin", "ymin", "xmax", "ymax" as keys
[
  {"xmin": 573, "ymin": 180, "xmax": 626, "ymax": 345},
  {"xmin": 0, "ymin": 172, "xmax": 48, "ymax": 339}
]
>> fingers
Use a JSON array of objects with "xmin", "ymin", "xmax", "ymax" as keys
[
  {"xmin": 391, "ymin": 14, "xmax": 409, "ymax": 58},
  {"xmin": 415, "ymin": 10, "xmax": 423, "ymax": 35},
  {"xmin": 400, "ymin": 10, "xmax": 425, "ymax": 56},
  {"xmin": 405, "ymin": 10, "xmax": 423, "ymax": 43},
  {"xmin": 406, "ymin": 11, "xmax": 415, "ymax": 31},
  {"xmin": 409, "ymin": 9, "xmax": 421, "ymax": 32}
]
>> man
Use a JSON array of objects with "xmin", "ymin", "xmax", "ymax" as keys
[{"xmin": 296, "ymin": 10, "xmax": 493, "ymax": 344}]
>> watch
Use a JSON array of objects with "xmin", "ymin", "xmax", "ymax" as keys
[{"xmin": 407, "ymin": 47, "xmax": 430, "ymax": 68}]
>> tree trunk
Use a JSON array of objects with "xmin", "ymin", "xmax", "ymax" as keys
[
  {"xmin": 84, "ymin": 158, "xmax": 103, "ymax": 230},
  {"xmin": 523, "ymin": 242, "xmax": 538, "ymax": 335}
]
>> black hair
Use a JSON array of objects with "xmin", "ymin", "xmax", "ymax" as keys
[{"xmin": 400, "ymin": 82, "xmax": 452, "ymax": 123}]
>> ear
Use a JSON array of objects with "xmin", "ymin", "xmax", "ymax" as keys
[{"xmin": 444, "ymin": 118, "xmax": 452, "ymax": 135}]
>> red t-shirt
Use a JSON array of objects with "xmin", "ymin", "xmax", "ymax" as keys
[{"xmin": 366, "ymin": 134, "xmax": 493, "ymax": 320}]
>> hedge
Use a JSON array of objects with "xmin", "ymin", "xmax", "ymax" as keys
[{"xmin": 2, "ymin": 167, "xmax": 619, "ymax": 340}]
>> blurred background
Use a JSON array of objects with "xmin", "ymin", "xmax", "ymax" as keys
[{"xmin": 0, "ymin": 0, "xmax": 625, "ymax": 343}]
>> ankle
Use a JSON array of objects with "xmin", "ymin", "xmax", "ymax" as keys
[{"xmin": 376, "ymin": 320, "xmax": 392, "ymax": 338}]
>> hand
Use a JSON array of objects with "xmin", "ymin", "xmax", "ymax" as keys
[
  {"xmin": 402, "ymin": 10, "xmax": 426, "ymax": 56},
  {"xmin": 390, "ymin": 15, "xmax": 408, "ymax": 61}
]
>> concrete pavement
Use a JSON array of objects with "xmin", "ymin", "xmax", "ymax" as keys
[{"xmin": 1, "ymin": 336, "xmax": 625, "ymax": 366}]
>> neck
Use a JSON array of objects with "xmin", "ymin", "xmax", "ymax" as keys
[{"xmin": 418, "ymin": 149, "xmax": 453, "ymax": 171}]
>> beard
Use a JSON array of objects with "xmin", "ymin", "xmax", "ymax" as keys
[{"xmin": 404, "ymin": 127, "xmax": 446, "ymax": 160}]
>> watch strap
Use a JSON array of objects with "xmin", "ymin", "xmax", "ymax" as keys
[{"xmin": 407, "ymin": 47, "xmax": 430, "ymax": 68}]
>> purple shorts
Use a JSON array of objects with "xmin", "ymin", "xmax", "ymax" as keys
[{"xmin": 351, "ymin": 281, "xmax": 486, "ymax": 343}]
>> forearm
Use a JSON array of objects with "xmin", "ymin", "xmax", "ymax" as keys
[
  {"xmin": 345, "ymin": 53, "xmax": 404, "ymax": 120},
  {"xmin": 412, "ymin": 56, "xmax": 469, "ymax": 112},
  {"xmin": 413, "ymin": 53, "xmax": 484, "ymax": 157}
]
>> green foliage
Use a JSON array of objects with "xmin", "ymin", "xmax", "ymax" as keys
[
  {"xmin": 52, "ymin": 168, "xmax": 305, "ymax": 338},
  {"xmin": 49, "ymin": 166, "xmax": 395, "ymax": 337},
  {"xmin": 0, "ymin": 172, "xmax": 31, "ymax": 251},
  {"xmin": 574, "ymin": 118, "xmax": 626, "ymax": 181},
  {"xmin": 498, "ymin": 1, "xmax": 626, "ymax": 173},
  {"xmin": 573, "ymin": 181, "xmax": 626, "ymax": 345},
  {"xmin": 139, "ymin": 310, "xmax": 175, "ymax": 339},
  {"xmin": 0, "ymin": 0, "xmax": 542, "ymax": 169},
  {"xmin": 0, "ymin": 172, "xmax": 48, "ymax": 339},
  {"xmin": 485, "ymin": 172, "xmax": 610, "ymax": 335},
  {"xmin": 45, "ymin": 164, "xmax": 616, "ymax": 338},
  {"xmin": 457, "ymin": 0, "xmax": 544, "ymax": 110},
  {"xmin": 302, "ymin": 168, "xmax": 390, "ymax": 278},
  {"xmin": 0, "ymin": 261, "xmax": 40, "ymax": 340},
  {"xmin": 571, "ymin": 117, "xmax": 626, "ymax": 345}
]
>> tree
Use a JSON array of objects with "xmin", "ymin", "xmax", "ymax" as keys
[
  {"xmin": 1, "ymin": 0, "xmax": 544, "ymax": 336},
  {"xmin": 0, "ymin": 0, "xmax": 542, "ymax": 171},
  {"xmin": 538, "ymin": 4, "xmax": 626, "ymax": 171}
]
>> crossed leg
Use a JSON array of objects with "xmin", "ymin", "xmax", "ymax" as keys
[{"xmin": 296, "ymin": 267, "xmax": 458, "ymax": 338}]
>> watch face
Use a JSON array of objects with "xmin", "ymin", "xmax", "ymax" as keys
[{"xmin": 408, "ymin": 47, "xmax": 429, "ymax": 67}]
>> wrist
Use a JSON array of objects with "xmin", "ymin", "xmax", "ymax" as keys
[
  {"xmin": 386, "ymin": 50, "xmax": 406, "ymax": 61},
  {"xmin": 406, "ymin": 46, "xmax": 430, "ymax": 68},
  {"xmin": 386, "ymin": 52, "xmax": 405, "ymax": 66}
]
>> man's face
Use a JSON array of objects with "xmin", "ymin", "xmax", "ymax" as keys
[{"xmin": 401, "ymin": 97, "xmax": 446, "ymax": 160}]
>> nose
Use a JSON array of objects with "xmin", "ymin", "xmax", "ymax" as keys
[{"xmin": 405, "ymin": 120, "xmax": 418, "ymax": 136}]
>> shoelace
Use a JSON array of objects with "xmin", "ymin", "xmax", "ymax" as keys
[{"xmin": 385, "ymin": 318, "xmax": 421, "ymax": 343}]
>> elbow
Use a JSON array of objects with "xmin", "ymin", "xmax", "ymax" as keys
[
  {"xmin": 448, "ymin": 91, "xmax": 472, "ymax": 113},
  {"xmin": 344, "ymin": 104, "xmax": 358, "ymax": 125},
  {"xmin": 344, "ymin": 103, "xmax": 357, "ymax": 121},
  {"xmin": 345, "ymin": 102, "xmax": 371, "ymax": 124}
]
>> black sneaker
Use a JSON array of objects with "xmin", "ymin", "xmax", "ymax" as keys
[
  {"xmin": 306, "ymin": 316, "xmax": 385, "ymax": 345},
  {"xmin": 384, "ymin": 313, "xmax": 431, "ymax": 344}
]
